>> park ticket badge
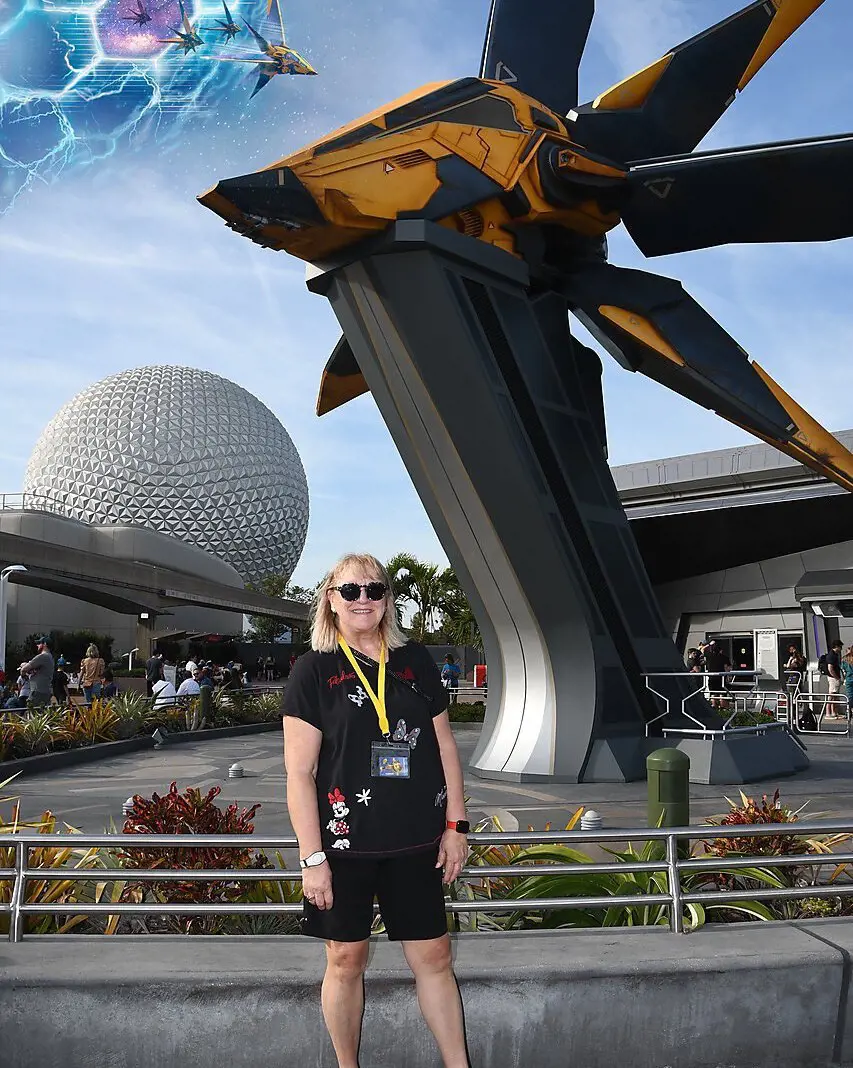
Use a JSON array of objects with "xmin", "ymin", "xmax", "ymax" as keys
[{"xmin": 371, "ymin": 741, "xmax": 411, "ymax": 779}]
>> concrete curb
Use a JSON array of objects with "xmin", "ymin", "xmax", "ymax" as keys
[
  {"xmin": 0, "ymin": 720, "xmax": 281, "ymax": 778},
  {"xmin": 1, "ymin": 922, "xmax": 851, "ymax": 1067}
]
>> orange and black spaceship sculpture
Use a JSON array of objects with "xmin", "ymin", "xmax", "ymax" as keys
[{"xmin": 201, "ymin": 0, "xmax": 853, "ymax": 784}]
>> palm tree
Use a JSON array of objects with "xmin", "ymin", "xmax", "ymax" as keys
[
  {"xmin": 386, "ymin": 553, "xmax": 453, "ymax": 643},
  {"xmin": 438, "ymin": 572, "xmax": 484, "ymax": 654}
]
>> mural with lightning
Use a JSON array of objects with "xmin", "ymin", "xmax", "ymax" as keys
[{"xmin": 0, "ymin": 0, "xmax": 316, "ymax": 212}]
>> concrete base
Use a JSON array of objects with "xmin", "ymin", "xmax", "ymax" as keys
[
  {"xmin": 2, "ymin": 923, "xmax": 852, "ymax": 1067},
  {"xmin": 650, "ymin": 728, "xmax": 810, "ymax": 784},
  {"xmin": 470, "ymin": 734, "xmax": 648, "ymax": 784}
]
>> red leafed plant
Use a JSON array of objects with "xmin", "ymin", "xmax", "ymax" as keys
[
  {"xmin": 117, "ymin": 781, "xmax": 268, "ymax": 933},
  {"xmin": 706, "ymin": 789, "xmax": 805, "ymax": 858}
]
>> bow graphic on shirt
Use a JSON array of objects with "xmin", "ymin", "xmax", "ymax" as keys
[
  {"xmin": 392, "ymin": 719, "xmax": 420, "ymax": 749},
  {"xmin": 347, "ymin": 685, "xmax": 368, "ymax": 707}
]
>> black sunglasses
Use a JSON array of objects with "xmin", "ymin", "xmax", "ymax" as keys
[{"xmin": 331, "ymin": 582, "xmax": 388, "ymax": 602}]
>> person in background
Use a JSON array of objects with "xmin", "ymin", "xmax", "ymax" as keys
[
  {"xmin": 20, "ymin": 636, "xmax": 55, "ymax": 709},
  {"xmin": 79, "ymin": 644, "xmax": 106, "ymax": 704},
  {"xmin": 145, "ymin": 651, "xmax": 164, "ymax": 697},
  {"xmin": 441, "ymin": 654, "xmax": 461, "ymax": 697},
  {"xmin": 4, "ymin": 672, "xmax": 29, "ymax": 710},
  {"xmin": 785, "ymin": 645, "xmax": 806, "ymax": 673},
  {"xmin": 841, "ymin": 647, "xmax": 853, "ymax": 719},
  {"xmin": 152, "ymin": 677, "xmax": 177, "ymax": 711},
  {"xmin": 686, "ymin": 648, "xmax": 703, "ymax": 673},
  {"xmin": 826, "ymin": 639, "xmax": 845, "ymax": 717},
  {"xmin": 177, "ymin": 668, "xmax": 202, "ymax": 700},
  {"xmin": 52, "ymin": 661, "xmax": 70, "ymax": 705},
  {"xmin": 102, "ymin": 670, "xmax": 118, "ymax": 699},
  {"xmin": 198, "ymin": 666, "xmax": 214, "ymax": 689},
  {"xmin": 702, "ymin": 639, "xmax": 730, "ymax": 709}
]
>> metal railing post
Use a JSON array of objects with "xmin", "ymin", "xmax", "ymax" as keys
[
  {"xmin": 10, "ymin": 842, "xmax": 26, "ymax": 944},
  {"xmin": 666, "ymin": 833, "xmax": 684, "ymax": 934}
]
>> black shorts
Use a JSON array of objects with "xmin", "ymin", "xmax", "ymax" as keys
[{"xmin": 301, "ymin": 846, "xmax": 448, "ymax": 943}]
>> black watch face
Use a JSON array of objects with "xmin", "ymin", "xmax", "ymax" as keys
[{"xmin": 455, "ymin": 820, "xmax": 470, "ymax": 834}]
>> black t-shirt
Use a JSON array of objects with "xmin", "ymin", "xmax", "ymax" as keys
[
  {"xmin": 704, "ymin": 647, "xmax": 728, "ymax": 673},
  {"xmin": 827, "ymin": 650, "xmax": 842, "ymax": 677},
  {"xmin": 283, "ymin": 641, "xmax": 449, "ymax": 858},
  {"xmin": 145, "ymin": 656, "xmax": 162, "ymax": 682}
]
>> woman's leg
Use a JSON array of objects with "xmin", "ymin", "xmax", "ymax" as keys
[
  {"xmin": 402, "ymin": 935, "xmax": 468, "ymax": 1068},
  {"xmin": 83, "ymin": 686, "xmax": 93, "ymax": 704},
  {"xmin": 322, "ymin": 939, "xmax": 369, "ymax": 1068}
]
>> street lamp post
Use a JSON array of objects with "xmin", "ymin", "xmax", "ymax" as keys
[{"xmin": 0, "ymin": 565, "xmax": 27, "ymax": 673}]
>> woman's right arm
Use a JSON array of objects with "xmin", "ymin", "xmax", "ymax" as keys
[{"xmin": 283, "ymin": 717, "xmax": 333, "ymax": 910}]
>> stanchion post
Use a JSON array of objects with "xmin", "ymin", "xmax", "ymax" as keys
[{"xmin": 647, "ymin": 748, "xmax": 690, "ymax": 829}]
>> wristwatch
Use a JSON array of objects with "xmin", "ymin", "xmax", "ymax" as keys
[
  {"xmin": 299, "ymin": 850, "xmax": 327, "ymax": 868},
  {"xmin": 446, "ymin": 820, "xmax": 470, "ymax": 834}
]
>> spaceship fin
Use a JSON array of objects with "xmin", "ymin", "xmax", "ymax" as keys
[
  {"xmin": 563, "ymin": 262, "xmax": 853, "ymax": 492},
  {"xmin": 570, "ymin": 0, "xmax": 826, "ymax": 163},
  {"xmin": 479, "ymin": 0, "xmax": 593, "ymax": 114},
  {"xmin": 317, "ymin": 337, "xmax": 369, "ymax": 416},
  {"xmin": 250, "ymin": 65, "xmax": 277, "ymax": 98},
  {"xmin": 622, "ymin": 132, "xmax": 853, "ymax": 257},
  {"xmin": 242, "ymin": 18, "xmax": 270, "ymax": 53}
]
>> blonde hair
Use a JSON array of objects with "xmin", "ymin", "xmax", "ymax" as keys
[
  {"xmin": 85, "ymin": 644, "xmax": 100, "ymax": 659},
  {"xmin": 310, "ymin": 553, "xmax": 407, "ymax": 654}
]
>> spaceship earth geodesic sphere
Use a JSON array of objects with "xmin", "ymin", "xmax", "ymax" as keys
[{"xmin": 23, "ymin": 366, "xmax": 309, "ymax": 583}]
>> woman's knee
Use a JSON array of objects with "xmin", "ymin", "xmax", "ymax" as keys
[
  {"xmin": 325, "ymin": 940, "xmax": 369, "ymax": 980},
  {"xmin": 405, "ymin": 934, "xmax": 452, "ymax": 976}
]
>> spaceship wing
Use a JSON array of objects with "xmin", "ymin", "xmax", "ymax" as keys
[
  {"xmin": 317, "ymin": 336, "xmax": 369, "ymax": 416},
  {"xmin": 570, "ymin": 0, "xmax": 825, "ymax": 163},
  {"xmin": 241, "ymin": 18, "xmax": 270, "ymax": 53},
  {"xmin": 621, "ymin": 132, "xmax": 853, "ymax": 257},
  {"xmin": 479, "ymin": 0, "xmax": 593, "ymax": 114},
  {"xmin": 250, "ymin": 66, "xmax": 277, "ymax": 98},
  {"xmin": 562, "ymin": 262, "xmax": 853, "ymax": 492}
]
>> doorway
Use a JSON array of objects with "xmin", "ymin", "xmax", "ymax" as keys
[{"xmin": 709, "ymin": 634, "xmax": 755, "ymax": 671}]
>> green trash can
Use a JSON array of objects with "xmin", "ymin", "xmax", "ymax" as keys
[{"xmin": 647, "ymin": 748, "xmax": 690, "ymax": 829}]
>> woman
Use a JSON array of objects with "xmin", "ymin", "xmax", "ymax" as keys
[
  {"xmin": 283, "ymin": 553, "xmax": 470, "ymax": 1068},
  {"xmin": 841, "ymin": 647, "xmax": 853, "ymax": 719},
  {"xmin": 441, "ymin": 654, "xmax": 462, "ymax": 696},
  {"xmin": 78, "ymin": 644, "xmax": 105, "ymax": 704}
]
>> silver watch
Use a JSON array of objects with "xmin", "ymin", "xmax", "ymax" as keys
[{"xmin": 299, "ymin": 850, "xmax": 327, "ymax": 869}]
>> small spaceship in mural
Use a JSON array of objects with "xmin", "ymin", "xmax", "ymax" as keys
[
  {"xmin": 122, "ymin": 1, "xmax": 152, "ymax": 26},
  {"xmin": 159, "ymin": 0, "xmax": 204, "ymax": 54},
  {"xmin": 212, "ymin": 0, "xmax": 317, "ymax": 97},
  {"xmin": 208, "ymin": 1, "xmax": 241, "ymax": 43}
]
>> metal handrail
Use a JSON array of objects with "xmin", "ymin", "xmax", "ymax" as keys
[
  {"xmin": 793, "ymin": 692, "xmax": 851, "ymax": 737},
  {"xmin": 642, "ymin": 670, "xmax": 764, "ymax": 736},
  {"xmin": 4, "ymin": 819, "xmax": 853, "ymax": 941},
  {"xmin": 0, "ymin": 492, "xmax": 73, "ymax": 517}
]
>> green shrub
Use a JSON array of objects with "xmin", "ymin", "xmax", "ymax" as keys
[{"xmin": 449, "ymin": 701, "xmax": 485, "ymax": 723}]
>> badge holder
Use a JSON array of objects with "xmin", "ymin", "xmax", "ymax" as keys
[{"xmin": 371, "ymin": 739, "xmax": 411, "ymax": 779}]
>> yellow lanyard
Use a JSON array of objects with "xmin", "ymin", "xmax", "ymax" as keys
[{"xmin": 338, "ymin": 637, "xmax": 389, "ymax": 736}]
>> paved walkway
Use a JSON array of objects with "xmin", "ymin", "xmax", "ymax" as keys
[{"xmin": 5, "ymin": 726, "xmax": 853, "ymax": 836}]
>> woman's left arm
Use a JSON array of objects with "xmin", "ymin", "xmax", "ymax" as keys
[{"xmin": 432, "ymin": 711, "xmax": 468, "ymax": 884}]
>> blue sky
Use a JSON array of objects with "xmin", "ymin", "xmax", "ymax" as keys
[{"xmin": 1, "ymin": 0, "xmax": 852, "ymax": 586}]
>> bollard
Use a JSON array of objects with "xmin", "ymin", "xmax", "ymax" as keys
[
  {"xmin": 647, "ymin": 749, "xmax": 690, "ymax": 829},
  {"xmin": 200, "ymin": 685, "xmax": 212, "ymax": 726},
  {"xmin": 229, "ymin": 763, "xmax": 244, "ymax": 779},
  {"xmin": 580, "ymin": 809, "xmax": 603, "ymax": 831}
]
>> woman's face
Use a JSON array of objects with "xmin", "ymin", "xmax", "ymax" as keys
[{"xmin": 328, "ymin": 565, "xmax": 388, "ymax": 637}]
